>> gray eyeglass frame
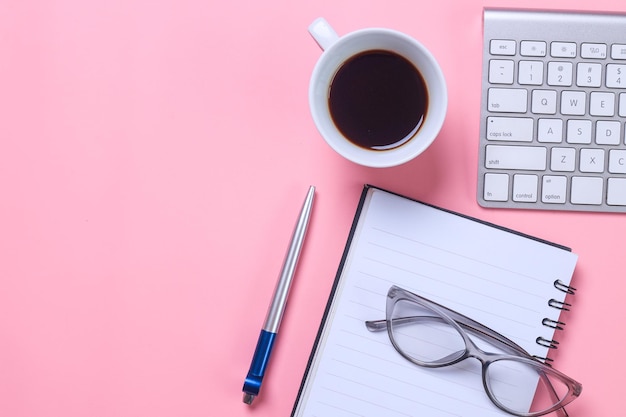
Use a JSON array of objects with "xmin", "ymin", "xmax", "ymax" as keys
[{"xmin": 365, "ymin": 285, "xmax": 582, "ymax": 417}]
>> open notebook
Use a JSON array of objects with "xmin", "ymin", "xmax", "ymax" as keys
[{"xmin": 291, "ymin": 185, "xmax": 578, "ymax": 417}]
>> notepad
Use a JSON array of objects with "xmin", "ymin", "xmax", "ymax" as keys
[{"xmin": 291, "ymin": 185, "xmax": 578, "ymax": 417}]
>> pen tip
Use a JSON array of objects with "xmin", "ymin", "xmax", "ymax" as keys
[{"xmin": 243, "ymin": 393, "xmax": 255, "ymax": 405}]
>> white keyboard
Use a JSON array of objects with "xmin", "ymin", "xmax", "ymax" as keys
[{"xmin": 478, "ymin": 8, "xmax": 626, "ymax": 212}]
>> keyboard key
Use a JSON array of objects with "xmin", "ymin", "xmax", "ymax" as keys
[
  {"xmin": 542, "ymin": 176, "xmax": 567, "ymax": 204},
  {"xmin": 571, "ymin": 176, "xmax": 603, "ymax": 205},
  {"xmin": 579, "ymin": 148, "xmax": 605, "ymax": 173},
  {"xmin": 537, "ymin": 119, "xmax": 563, "ymax": 143},
  {"xmin": 589, "ymin": 92, "xmax": 615, "ymax": 116},
  {"xmin": 551, "ymin": 42, "xmax": 577, "ymax": 58},
  {"xmin": 606, "ymin": 64, "xmax": 626, "ymax": 88},
  {"xmin": 486, "ymin": 117, "xmax": 533, "ymax": 141},
  {"xmin": 609, "ymin": 150, "xmax": 626, "ymax": 173},
  {"xmin": 484, "ymin": 173, "xmax": 509, "ymax": 201},
  {"xmin": 551, "ymin": 147, "xmax": 576, "ymax": 172},
  {"xmin": 619, "ymin": 93, "xmax": 626, "ymax": 116},
  {"xmin": 547, "ymin": 62, "xmax": 573, "ymax": 86},
  {"xmin": 518, "ymin": 61, "xmax": 544, "ymax": 85},
  {"xmin": 487, "ymin": 88, "xmax": 528, "ymax": 113},
  {"xmin": 520, "ymin": 41, "xmax": 547, "ymax": 57},
  {"xmin": 596, "ymin": 121, "xmax": 621, "ymax": 145},
  {"xmin": 566, "ymin": 120, "xmax": 592, "ymax": 144},
  {"xmin": 561, "ymin": 91, "xmax": 586, "ymax": 115},
  {"xmin": 611, "ymin": 44, "xmax": 626, "ymax": 60},
  {"xmin": 607, "ymin": 178, "xmax": 626, "ymax": 205},
  {"xmin": 531, "ymin": 90, "xmax": 557, "ymax": 114},
  {"xmin": 576, "ymin": 63, "xmax": 602, "ymax": 87},
  {"xmin": 490, "ymin": 39, "xmax": 516, "ymax": 56},
  {"xmin": 485, "ymin": 145, "xmax": 547, "ymax": 170},
  {"xmin": 513, "ymin": 174, "xmax": 539, "ymax": 202},
  {"xmin": 489, "ymin": 60, "xmax": 515, "ymax": 84},
  {"xmin": 580, "ymin": 43, "xmax": 608, "ymax": 59}
]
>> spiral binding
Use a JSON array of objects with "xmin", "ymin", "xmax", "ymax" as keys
[
  {"xmin": 542, "ymin": 318, "xmax": 565, "ymax": 330},
  {"xmin": 548, "ymin": 299, "xmax": 571, "ymax": 311},
  {"xmin": 554, "ymin": 279, "xmax": 576, "ymax": 295},
  {"xmin": 533, "ymin": 279, "xmax": 577, "ymax": 363},
  {"xmin": 536, "ymin": 336, "xmax": 560, "ymax": 349}
]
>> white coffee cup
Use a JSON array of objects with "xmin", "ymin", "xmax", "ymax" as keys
[{"xmin": 308, "ymin": 18, "xmax": 447, "ymax": 168}]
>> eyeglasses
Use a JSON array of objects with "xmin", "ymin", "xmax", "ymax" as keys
[{"xmin": 365, "ymin": 285, "xmax": 582, "ymax": 417}]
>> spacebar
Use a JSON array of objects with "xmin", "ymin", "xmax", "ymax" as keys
[{"xmin": 485, "ymin": 145, "xmax": 547, "ymax": 170}]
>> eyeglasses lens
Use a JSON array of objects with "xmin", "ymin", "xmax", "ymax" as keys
[
  {"xmin": 390, "ymin": 299, "xmax": 466, "ymax": 365},
  {"xmin": 487, "ymin": 359, "xmax": 571, "ymax": 415}
]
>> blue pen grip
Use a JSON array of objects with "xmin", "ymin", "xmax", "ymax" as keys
[{"xmin": 242, "ymin": 330, "xmax": 276, "ymax": 396}]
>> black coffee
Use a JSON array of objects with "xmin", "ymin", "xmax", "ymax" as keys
[{"xmin": 328, "ymin": 50, "xmax": 428, "ymax": 150}]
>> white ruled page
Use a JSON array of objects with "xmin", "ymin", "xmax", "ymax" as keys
[{"xmin": 292, "ymin": 187, "xmax": 578, "ymax": 417}]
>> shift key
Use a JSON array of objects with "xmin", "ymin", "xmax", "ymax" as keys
[{"xmin": 485, "ymin": 145, "xmax": 547, "ymax": 170}]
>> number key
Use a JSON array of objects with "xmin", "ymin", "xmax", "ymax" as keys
[
  {"xmin": 518, "ymin": 61, "xmax": 544, "ymax": 85},
  {"xmin": 576, "ymin": 63, "xmax": 602, "ymax": 87},
  {"xmin": 606, "ymin": 64, "xmax": 626, "ymax": 88},
  {"xmin": 547, "ymin": 62, "xmax": 573, "ymax": 86}
]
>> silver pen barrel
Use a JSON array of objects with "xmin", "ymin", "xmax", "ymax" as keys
[{"xmin": 262, "ymin": 186, "xmax": 315, "ymax": 333}]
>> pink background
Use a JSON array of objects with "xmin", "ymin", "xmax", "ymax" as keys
[{"xmin": 1, "ymin": 0, "xmax": 624, "ymax": 416}]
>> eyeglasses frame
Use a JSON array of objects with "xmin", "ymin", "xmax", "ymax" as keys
[{"xmin": 365, "ymin": 285, "xmax": 582, "ymax": 417}]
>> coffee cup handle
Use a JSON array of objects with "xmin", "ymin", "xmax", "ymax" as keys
[{"xmin": 308, "ymin": 17, "xmax": 339, "ymax": 51}]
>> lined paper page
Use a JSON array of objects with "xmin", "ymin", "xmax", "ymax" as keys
[{"xmin": 293, "ymin": 188, "xmax": 577, "ymax": 417}]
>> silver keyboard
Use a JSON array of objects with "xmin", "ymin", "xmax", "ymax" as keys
[{"xmin": 478, "ymin": 8, "xmax": 626, "ymax": 213}]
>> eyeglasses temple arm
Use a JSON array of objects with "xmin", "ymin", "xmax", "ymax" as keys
[{"xmin": 365, "ymin": 319, "xmax": 387, "ymax": 331}]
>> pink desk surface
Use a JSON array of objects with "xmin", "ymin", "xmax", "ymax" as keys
[{"xmin": 1, "ymin": 0, "xmax": 624, "ymax": 416}]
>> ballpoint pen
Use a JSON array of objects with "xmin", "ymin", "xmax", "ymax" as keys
[{"xmin": 242, "ymin": 185, "xmax": 316, "ymax": 405}]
